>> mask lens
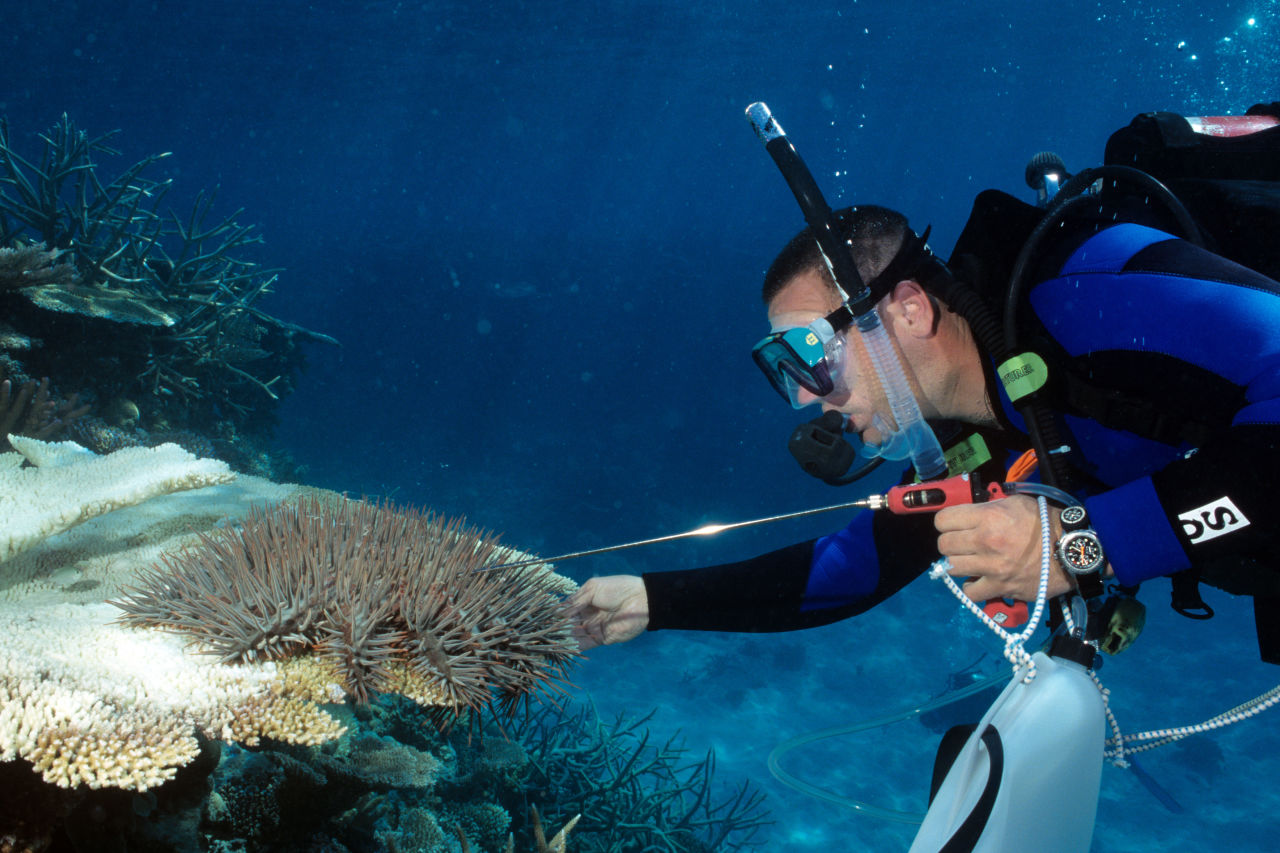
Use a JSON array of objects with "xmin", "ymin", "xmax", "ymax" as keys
[
  {"xmin": 778, "ymin": 359, "xmax": 832, "ymax": 407},
  {"xmin": 752, "ymin": 325, "xmax": 845, "ymax": 408}
]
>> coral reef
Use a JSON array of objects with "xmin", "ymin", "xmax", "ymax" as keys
[
  {"xmin": 1, "ymin": 432, "xmax": 586, "ymax": 799},
  {"xmin": 504, "ymin": 701, "xmax": 771, "ymax": 853},
  {"xmin": 113, "ymin": 494, "xmax": 580, "ymax": 723},
  {"xmin": 0, "ymin": 114, "xmax": 337, "ymax": 464},
  {"xmin": 192, "ymin": 694, "xmax": 758, "ymax": 852},
  {"xmin": 0, "ymin": 675, "xmax": 762, "ymax": 852},
  {"xmin": 1, "ymin": 433, "xmax": 583, "ymax": 801},
  {"xmin": 0, "ymin": 438, "xmax": 350, "ymax": 791}
]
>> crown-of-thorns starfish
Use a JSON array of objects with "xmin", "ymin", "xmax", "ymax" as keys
[{"xmin": 113, "ymin": 495, "xmax": 577, "ymax": 718}]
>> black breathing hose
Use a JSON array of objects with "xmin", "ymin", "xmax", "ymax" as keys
[{"xmin": 998, "ymin": 163, "xmax": 1204, "ymax": 488}]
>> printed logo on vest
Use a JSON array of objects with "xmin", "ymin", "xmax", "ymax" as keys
[{"xmin": 1178, "ymin": 497, "xmax": 1251, "ymax": 545}]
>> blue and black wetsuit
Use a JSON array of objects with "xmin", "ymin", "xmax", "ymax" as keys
[{"xmin": 642, "ymin": 221, "xmax": 1280, "ymax": 651}]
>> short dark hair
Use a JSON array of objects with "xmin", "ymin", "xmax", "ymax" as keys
[{"xmin": 761, "ymin": 205, "xmax": 911, "ymax": 305}]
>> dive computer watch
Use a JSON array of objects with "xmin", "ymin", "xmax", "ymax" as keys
[{"xmin": 1056, "ymin": 505, "xmax": 1105, "ymax": 597}]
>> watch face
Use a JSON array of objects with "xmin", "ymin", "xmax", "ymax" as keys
[
  {"xmin": 1060, "ymin": 530, "xmax": 1105, "ymax": 574},
  {"xmin": 1060, "ymin": 505, "xmax": 1088, "ymax": 527}
]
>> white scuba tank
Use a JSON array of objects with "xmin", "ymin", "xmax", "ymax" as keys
[{"xmin": 908, "ymin": 644, "xmax": 1105, "ymax": 853}]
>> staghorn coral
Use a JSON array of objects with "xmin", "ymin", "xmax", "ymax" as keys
[
  {"xmin": 504, "ymin": 701, "xmax": 771, "ymax": 853},
  {"xmin": 0, "ymin": 114, "xmax": 337, "ymax": 442},
  {"xmin": 113, "ymin": 495, "xmax": 579, "ymax": 723}
]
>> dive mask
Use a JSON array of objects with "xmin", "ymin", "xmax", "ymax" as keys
[{"xmin": 752, "ymin": 313, "xmax": 848, "ymax": 408}]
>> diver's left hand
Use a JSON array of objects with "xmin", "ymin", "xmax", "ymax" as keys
[{"xmin": 934, "ymin": 494, "xmax": 1074, "ymax": 603}]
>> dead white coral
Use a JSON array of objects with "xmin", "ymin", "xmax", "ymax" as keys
[
  {"xmin": 1, "ymin": 435, "xmax": 234, "ymax": 564},
  {"xmin": 0, "ymin": 600, "xmax": 346, "ymax": 790}
]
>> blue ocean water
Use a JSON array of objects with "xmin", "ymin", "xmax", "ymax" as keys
[{"xmin": 5, "ymin": 0, "xmax": 1278, "ymax": 850}]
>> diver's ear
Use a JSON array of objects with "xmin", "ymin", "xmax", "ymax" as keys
[{"xmin": 887, "ymin": 279, "xmax": 937, "ymax": 338}]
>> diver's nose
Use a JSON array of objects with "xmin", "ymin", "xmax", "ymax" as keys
[{"xmin": 794, "ymin": 385, "xmax": 822, "ymax": 407}]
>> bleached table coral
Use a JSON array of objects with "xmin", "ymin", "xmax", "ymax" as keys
[{"xmin": 1, "ymin": 434, "xmax": 234, "ymax": 564}]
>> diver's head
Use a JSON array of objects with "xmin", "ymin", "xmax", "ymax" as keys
[
  {"xmin": 761, "ymin": 205, "xmax": 922, "ymax": 306},
  {"xmin": 753, "ymin": 205, "xmax": 962, "ymax": 450}
]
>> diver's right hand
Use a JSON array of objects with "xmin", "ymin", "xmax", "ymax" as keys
[{"xmin": 563, "ymin": 575, "xmax": 649, "ymax": 650}]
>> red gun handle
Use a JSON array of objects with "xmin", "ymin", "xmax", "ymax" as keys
[
  {"xmin": 983, "ymin": 598, "xmax": 1029, "ymax": 628},
  {"xmin": 887, "ymin": 473, "xmax": 987, "ymax": 514}
]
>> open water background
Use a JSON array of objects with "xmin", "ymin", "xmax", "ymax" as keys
[{"xmin": 4, "ymin": 1, "xmax": 1278, "ymax": 849}]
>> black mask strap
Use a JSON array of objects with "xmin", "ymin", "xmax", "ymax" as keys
[{"xmin": 863, "ymin": 226, "xmax": 953, "ymax": 302}]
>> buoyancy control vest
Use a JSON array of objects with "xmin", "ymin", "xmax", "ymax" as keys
[{"xmin": 946, "ymin": 101, "xmax": 1280, "ymax": 663}]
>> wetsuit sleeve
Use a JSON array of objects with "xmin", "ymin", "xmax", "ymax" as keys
[
  {"xmin": 642, "ymin": 509, "xmax": 940, "ymax": 633},
  {"xmin": 1092, "ymin": 423, "xmax": 1280, "ymax": 593}
]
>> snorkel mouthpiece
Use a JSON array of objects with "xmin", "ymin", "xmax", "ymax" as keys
[{"xmin": 746, "ymin": 101, "xmax": 948, "ymax": 480}]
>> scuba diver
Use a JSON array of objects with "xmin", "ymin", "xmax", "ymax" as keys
[
  {"xmin": 567, "ymin": 203, "xmax": 1114, "ymax": 637},
  {"xmin": 563, "ymin": 104, "xmax": 1280, "ymax": 850},
  {"xmin": 565, "ymin": 103, "xmax": 1280, "ymax": 664}
]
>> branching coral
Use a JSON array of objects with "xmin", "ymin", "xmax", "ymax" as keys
[
  {"xmin": 0, "ymin": 370, "xmax": 89, "ymax": 450},
  {"xmin": 0, "ymin": 114, "xmax": 337, "ymax": 440},
  {"xmin": 113, "ymin": 495, "xmax": 579, "ymax": 722},
  {"xmin": 503, "ymin": 701, "xmax": 772, "ymax": 852}
]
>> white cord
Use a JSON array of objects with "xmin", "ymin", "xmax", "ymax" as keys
[
  {"xmin": 1104, "ymin": 683, "xmax": 1280, "ymax": 760},
  {"xmin": 928, "ymin": 496, "xmax": 1054, "ymax": 682},
  {"xmin": 928, "ymin": 493, "xmax": 1280, "ymax": 767}
]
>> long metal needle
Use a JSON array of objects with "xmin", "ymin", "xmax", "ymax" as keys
[{"xmin": 476, "ymin": 498, "xmax": 874, "ymax": 572}]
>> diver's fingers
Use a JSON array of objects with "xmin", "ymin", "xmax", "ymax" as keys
[
  {"xmin": 944, "ymin": 554, "xmax": 996, "ymax": 578},
  {"xmin": 934, "ymin": 504, "xmax": 984, "ymax": 533},
  {"xmin": 944, "ymin": 556, "xmax": 1008, "ymax": 601},
  {"xmin": 936, "ymin": 529, "xmax": 979, "ymax": 558},
  {"xmin": 573, "ymin": 612, "xmax": 607, "ymax": 650},
  {"xmin": 562, "ymin": 595, "xmax": 590, "ymax": 620},
  {"xmin": 959, "ymin": 576, "xmax": 1000, "ymax": 604}
]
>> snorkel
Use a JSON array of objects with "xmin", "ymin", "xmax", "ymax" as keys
[{"xmin": 745, "ymin": 102, "xmax": 948, "ymax": 481}]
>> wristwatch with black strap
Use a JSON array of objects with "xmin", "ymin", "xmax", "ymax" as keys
[{"xmin": 1056, "ymin": 504, "xmax": 1105, "ymax": 598}]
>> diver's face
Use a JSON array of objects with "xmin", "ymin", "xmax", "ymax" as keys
[{"xmin": 766, "ymin": 271, "xmax": 893, "ymax": 446}]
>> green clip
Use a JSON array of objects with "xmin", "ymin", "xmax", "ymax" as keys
[{"xmin": 998, "ymin": 352, "xmax": 1049, "ymax": 403}]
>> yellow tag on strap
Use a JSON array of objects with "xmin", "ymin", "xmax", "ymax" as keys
[
  {"xmin": 998, "ymin": 352, "xmax": 1049, "ymax": 403},
  {"xmin": 944, "ymin": 433, "xmax": 992, "ymax": 476}
]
